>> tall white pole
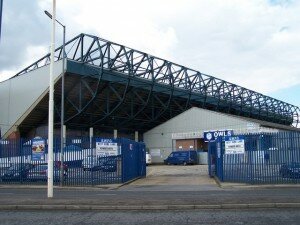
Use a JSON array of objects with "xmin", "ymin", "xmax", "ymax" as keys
[{"xmin": 48, "ymin": 0, "xmax": 56, "ymax": 198}]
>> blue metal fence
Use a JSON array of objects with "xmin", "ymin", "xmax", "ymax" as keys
[
  {"xmin": 209, "ymin": 132, "xmax": 300, "ymax": 184},
  {"xmin": 121, "ymin": 138, "xmax": 146, "ymax": 183},
  {"xmin": 0, "ymin": 137, "xmax": 145, "ymax": 186}
]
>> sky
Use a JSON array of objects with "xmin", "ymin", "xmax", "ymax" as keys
[{"xmin": 0, "ymin": 0, "xmax": 299, "ymax": 106}]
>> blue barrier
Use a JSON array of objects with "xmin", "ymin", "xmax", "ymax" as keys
[
  {"xmin": 121, "ymin": 138, "xmax": 146, "ymax": 182},
  {"xmin": 209, "ymin": 132, "xmax": 300, "ymax": 184},
  {"xmin": 0, "ymin": 137, "xmax": 145, "ymax": 186}
]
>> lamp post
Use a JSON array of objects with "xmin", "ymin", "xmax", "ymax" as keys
[
  {"xmin": 47, "ymin": 0, "xmax": 56, "ymax": 198},
  {"xmin": 44, "ymin": 10, "xmax": 66, "ymax": 186}
]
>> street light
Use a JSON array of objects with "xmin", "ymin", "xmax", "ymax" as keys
[
  {"xmin": 47, "ymin": 0, "xmax": 56, "ymax": 198},
  {"xmin": 44, "ymin": 10, "xmax": 66, "ymax": 186}
]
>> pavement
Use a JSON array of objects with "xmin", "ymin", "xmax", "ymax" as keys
[
  {"xmin": 123, "ymin": 165, "xmax": 220, "ymax": 191},
  {"xmin": 1, "ymin": 165, "xmax": 300, "ymax": 211}
]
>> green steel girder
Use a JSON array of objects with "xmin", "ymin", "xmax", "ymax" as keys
[{"xmin": 14, "ymin": 33, "xmax": 300, "ymax": 128}]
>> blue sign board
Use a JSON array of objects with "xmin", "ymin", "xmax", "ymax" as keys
[
  {"xmin": 224, "ymin": 135, "xmax": 243, "ymax": 142},
  {"xmin": 204, "ymin": 130, "xmax": 233, "ymax": 142},
  {"xmin": 96, "ymin": 138, "xmax": 114, "ymax": 143}
]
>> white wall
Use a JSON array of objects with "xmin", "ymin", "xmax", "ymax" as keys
[
  {"xmin": 143, "ymin": 107, "xmax": 262, "ymax": 163},
  {"xmin": 0, "ymin": 61, "xmax": 63, "ymax": 138}
]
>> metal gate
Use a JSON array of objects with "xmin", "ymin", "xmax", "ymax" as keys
[{"xmin": 208, "ymin": 132, "xmax": 300, "ymax": 184}]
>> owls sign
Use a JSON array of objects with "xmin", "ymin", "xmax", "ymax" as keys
[{"xmin": 203, "ymin": 130, "xmax": 233, "ymax": 142}]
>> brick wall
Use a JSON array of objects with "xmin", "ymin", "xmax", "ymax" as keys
[{"xmin": 176, "ymin": 138, "xmax": 208, "ymax": 151}]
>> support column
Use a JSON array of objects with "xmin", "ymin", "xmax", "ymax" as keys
[
  {"xmin": 63, "ymin": 125, "xmax": 66, "ymax": 147},
  {"xmin": 89, "ymin": 127, "xmax": 93, "ymax": 149},
  {"xmin": 114, "ymin": 129, "xmax": 118, "ymax": 139},
  {"xmin": 135, "ymin": 131, "xmax": 139, "ymax": 142}
]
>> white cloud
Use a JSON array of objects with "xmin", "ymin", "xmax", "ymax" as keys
[{"xmin": 1, "ymin": 0, "xmax": 300, "ymax": 98}]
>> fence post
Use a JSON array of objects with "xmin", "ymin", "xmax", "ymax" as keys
[
  {"xmin": 220, "ymin": 138, "xmax": 224, "ymax": 182},
  {"xmin": 208, "ymin": 142, "xmax": 215, "ymax": 178},
  {"xmin": 20, "ymin": 138, "xmax": 23, "ymax": 184},
  {"xmin": 91, "ymin": 137, "xmax": 94, "ymax": 186},
  {"xmin": 216, "ymin": 138, "xmax": 224, "ymax": 182},
  {"xmin": 142, "ymin": 143, "xmax": 146, "ymax": 177},
  {"xmin": 121, "ymin": 138, "xmax": 125, "ymax": 183}
]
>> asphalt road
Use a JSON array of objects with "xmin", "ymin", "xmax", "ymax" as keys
[
  {"xmin": 0, "ymin": 209, "xmax": 299, "ymax": 225},
  {"xmin": 1, "ymin": 165, "xmax": 300, "ymax": 225},
  {"xmin": 1, "ymin": 165, "xmax": 300, "ymax": 206}
]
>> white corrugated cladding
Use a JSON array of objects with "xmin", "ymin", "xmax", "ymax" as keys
[
  {"xmin": 0, "ymin": 61, "xmax": 63, "ymax": 138},
  {"xmin": 143, "ymin": 107, "xmax": 292, "ymax": 162}
]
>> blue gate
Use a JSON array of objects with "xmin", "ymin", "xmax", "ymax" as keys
[
  {"xmin": 121, "ymin": 138, "xmax": 146, "ymax": 183},
  {"xmin": 0, "ymin": 137, "xmax": 146, "ymax": 186},
  {"xmin": 209, "ymin": 132, "xmax": 300, "ymax": 184}
]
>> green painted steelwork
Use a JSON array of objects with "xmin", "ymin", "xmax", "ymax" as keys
[{"xmin": 14, "ymin": 33, "xmax": 300, "ymax": 131}]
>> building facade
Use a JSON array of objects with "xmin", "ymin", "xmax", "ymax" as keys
[{"xmin": 143, "ymin": 107, "xmax": 297, "ymax": 163}]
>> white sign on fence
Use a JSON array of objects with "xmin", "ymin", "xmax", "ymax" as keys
[
  {"xmin": 225, "ymin": 136, "xmax": 245, "ymax": 154},
  {"xmin": 96, "ymin": 139, "xmax": 118, "ymax": 157}
]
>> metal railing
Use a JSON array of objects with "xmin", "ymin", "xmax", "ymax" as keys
[
  {"xmin": 0, "ymin": 137, "xmax": 146, "ymax": 186},
  {"xmin": 209, "ymin": 132, "xmax": 300, "ymax": 184}
]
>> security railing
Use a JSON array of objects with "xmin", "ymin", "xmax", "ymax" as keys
[
  {"xmin": 0, "ymin": 137, "xmax": 146, "ymax": 186},
  {"xmin": 209, "ymin": 132, "xmax": 300, "ymax": 184}
]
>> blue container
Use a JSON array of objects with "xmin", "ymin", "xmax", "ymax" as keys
[{"xmin": 164, "ymin": 150, "xmax": 197, "ymax": 165}]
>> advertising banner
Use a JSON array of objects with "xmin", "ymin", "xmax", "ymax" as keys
[
  {"xmin": 31, "ymin": 138, "xmax": 46, "ymax": 161},
  {"xmin": 95, "ymin": 138, "xmax": 118, "ymax": 157}
]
